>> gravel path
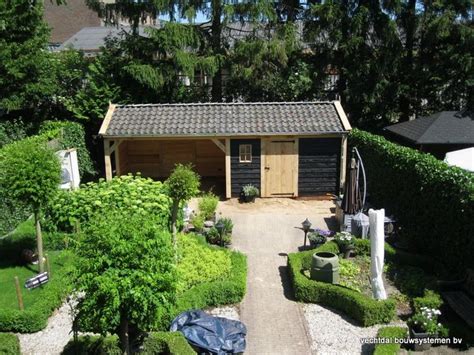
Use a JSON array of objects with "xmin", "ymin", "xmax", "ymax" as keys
[
  {"xmin": 303, "ymin": 303, "xmax": 406, "ymax": 355},
  {"xmin": 16, "ymin": 298, "xmax": 239, "ymax": 355},
  {"xmin": 17, "ymin": 300, "xmax": 76, "ymax": 355}
]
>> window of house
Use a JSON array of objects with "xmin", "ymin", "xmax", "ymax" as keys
[{"xmin": 239, "ymin": 144, "xmax": 252, "ymax": 163}]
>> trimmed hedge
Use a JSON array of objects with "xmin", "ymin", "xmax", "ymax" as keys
[
  {"xmin": 62, "ymin": 332, "xmax": 195, "ymax": 354},
  {"xmin": 288, "ymin": 242, "xmax": 396, "ymax": 326},
  {"xmin": 373, "ymin": 326, "xmax": 407, "ymax": 355},
  {"xmin": 62, "ymin": 335, "xmax": 122, "ymax": 355},
  {"xmin": 141, "ymin": 332, "xmax": 196, "ymax": 354},
  {"xmin": 0, "ymin": 252, "xmax": 74, "ymax": 333},
  {"xmin": 0, "ymin": 333, "xmax": 20, "ymax": 355},
  {"xmin": 349, "ymin": 129, "xmax": 474, "ymax": 272},
  {"xmin": 156, "ymin": 250, "xmax": 247, "ymax": 329}
]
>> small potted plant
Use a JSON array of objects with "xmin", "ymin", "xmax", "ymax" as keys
[
  {"xmin": 308, "ymin": 229, "xmax": 332, "ymax": 248},
  {"xmin": 408, "ymin": 307, "xmax": 447, "ymax": 351},
  {"xmin": 240, "ymin": 184, "xmax": 259, "ymax": 203},
  {"xmin": 334, "ymin": 231, "xmax": 355, "ymax": 258}
]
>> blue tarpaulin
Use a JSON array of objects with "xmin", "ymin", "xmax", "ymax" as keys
[{"xmin": 170, "ymin": 310, "xmax": 247, "ymax": 354}]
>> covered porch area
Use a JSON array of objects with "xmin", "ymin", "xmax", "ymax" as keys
[{"xmin": 103, "ymin": 137, "xmax": 229, "ymax": 196}]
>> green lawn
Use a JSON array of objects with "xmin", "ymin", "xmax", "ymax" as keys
[
  {"xmin": 0, "ymin": 219, "xmax": 74, "ymax": 311},
  {"xmin": 0, "ymin": 251, "xmax": 72, "ymax": 310}
]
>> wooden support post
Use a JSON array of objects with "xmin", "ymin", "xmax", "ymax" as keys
[
  {"xmin": 293, "ymin": 138, "xmax": 299, "ymax": 197},
  {"xmin": 45, "ymin": 254, "xmax": 51, "ymax": 278},
  {"xmin": 225, "ymin": 138, "xmax": 231, "ymax": 199},
  {"xmin": 104, "ymin": 139, "xmax": 112, "ymax": 181},
  {"xmin": 260, "ymin": 139, "xmax": 266, "ymax": 197},
  {"xmin": 14, "ymin": 276, "xmax": 24, "ymax": 311},
  {"xmin": 339, "ymin": 135, "xmax": 348, "ymax": 194}
]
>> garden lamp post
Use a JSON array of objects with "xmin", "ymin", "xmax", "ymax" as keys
[
  {"xmin": 215, "ymin": 220, "xmax": 225, "ymax": 247},
  {"xmin": 302, "ymin": 218, "xmax": 312, "ymax": 247}
]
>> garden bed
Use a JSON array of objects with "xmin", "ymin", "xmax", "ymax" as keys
[
  {"xmin": 288, "ymin": 241, "xmax": 396, "ymax": 326},
  {"xmin": 0, "ymin": 219, "xmax": 74, "ymax": 333}
]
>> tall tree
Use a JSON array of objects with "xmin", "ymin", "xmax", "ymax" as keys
[
  {"xmin": 75, "ymin": 209, "xmax": 176, "ymax": 354},
  {"xmin": 0, "ymin": 138, "xmax": 61, "ymax": 273},
  {"xmin": 305, "ymin": 0, "xmax": 402, "ymax": 128},
  {"xmin": 0, "ymin": 0, "xmax": 55, "ymax": 115},
  {"xmin": 85, "ymin": 0, "xmax": 277, "ymax": 102}
]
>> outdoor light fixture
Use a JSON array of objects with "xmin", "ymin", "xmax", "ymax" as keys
[
  {"xmin": 302, "ymin": 218, "xmax": 312, "ymax": 247},
  {"xmin": 215, "ymin": 220, "xmax": 225, "ymax": 247}
]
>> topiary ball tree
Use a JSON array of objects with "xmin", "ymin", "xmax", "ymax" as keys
[
  {"xmin": 75, "ymin": 209, "xmax": 177, "ymax": 354},
  {"xmin": 165, "ymin": 164, "xmax": 200, "ymax": 251},
  {"xmin": 0, "ymin": 137, "xmax": 60, "ymax": 273}
]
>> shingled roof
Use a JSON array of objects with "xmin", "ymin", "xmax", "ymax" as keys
[
  {"xmin": 385, "ymin": 111, "xmax": 474, "ymax": 145},
  {"xmin": 99, "ymin": 102, "xmax": 351, "ymax": 138}
]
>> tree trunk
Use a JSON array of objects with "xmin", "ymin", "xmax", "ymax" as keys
[
  {"xmin": 118, "ymin": 314, "xmax": 130, "ymax": 355},
  {"xmin": 171, "ymin": 200, "xmax": 179, "ymax": 257},
  {"xmin": 399, "ymin": 0, "xmax": 417, "ymax": 122},
  {"xmin": 210, "ymin": 0, "xmax": 223, "ymax": 102},
  {"xmin": 34, "ymin": 211, "xmax": 44, "ymax": 274}
]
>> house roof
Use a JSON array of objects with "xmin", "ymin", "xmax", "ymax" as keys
[
  {"xmin": 99, "ymin": 101, "xmax": 351, "ymax": 138},
  {"xmin": 58, "ymin": 26, "xmax": 156, "ymax": 53},
  {"xmin": 44, "ymin": 0, "xmax": 100, "ymax": 44},
  {"xmin": 385, "ymin": 111, "xmax": 474, "ymax": 145}
]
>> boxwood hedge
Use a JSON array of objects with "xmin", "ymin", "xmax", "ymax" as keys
[
  {"xmin": 0, "ymin": 333, "xmax": 20, "ymax": 354},
  {"xmin": 288, "ymin": 241, "xmax": 396, "ymax": 326},
  {"xmin": 156, "ymin": 250, "xmax": 247, "ymax": 330},
  {"xmin": 349, "ymin": 129, "xmax": 474, "ymax": 272},
  {"xmin": 62, "ymin": 332, "xmax": 195, "ymax": 354}
]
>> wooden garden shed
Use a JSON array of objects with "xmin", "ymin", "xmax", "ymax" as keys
[{"xmin": 99, "ymin": 101, "xmax": 352, "ymax": 198}]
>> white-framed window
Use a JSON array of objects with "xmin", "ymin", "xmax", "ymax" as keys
[{"xmin": 239, "ymin": 144, "xmax": 252, "ymax": 163}]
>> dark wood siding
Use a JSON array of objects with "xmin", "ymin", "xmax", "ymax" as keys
[
  {"xmin": 298, "ymin": 138, "xmax": 341, "ymax": 195},
  {"xmin": 231, "ymin": 139, "xmax": 261, "ymax": 197}
]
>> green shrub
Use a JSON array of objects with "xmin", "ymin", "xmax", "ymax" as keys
[
  {"xmin": 373, "ymin": 326, "xmax": 407, "ymax": 355},
  {"xmin": 156, "ymin": 251, "xmax": 247, "ymax": 329},
  {"xmin": 176, "ymin": 234, "xmax": 232, "ymax": 293},
  {"xmin": 288, "ymin": 245, "xmax": 396, "ymax": 326},
  {"xmin": 386, "ymin": 263, "xmax": 435, "ymax": 297},
  {"xmin": 0, "ymin": 333, "xmax": 20, "ymax": 355},
  {"xmin": 349, "ymin": 129, "xmax": 474, "ymax": 272},
  {"xmin": 62, "ymin": 332, "xmax": 195, "ymax": 355},
  {"xmin": 0, "ymin": 252, "xmax": 74, "ymax": 332},
  {"xmin": 412, "ymin": 289, "xmax": 442, "ymax": 312},
  {"xmin": 141, "ymin": 332, "xmax": 195, "ymax": 355},
  {"xmin": 39, "ymin": 121, "xmax": 95, "ymax": 179},
  {"xmin": 45, "ymin": 175, "xmax": 172, "ymax": 232},
  {"xmin": 61, "ymin": 335, "xmax": 122, "ymax": 355},
  {"xmin": 198, "ymin": 192, "xmax": 219, "ymax": 220},
  {"xmin": 190, "ymin": 214, "xmax": 204, "ymax": 232}
]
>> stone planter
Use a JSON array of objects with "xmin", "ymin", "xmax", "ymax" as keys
[
  {"xmin": 410, "ymin": 327, "xmax": 432, "ymax": 351},
  {"xmin": 310, "ymin": 252, "xmax": 339, "ymax": 284},
  {"xmin": 341, "ymin": 244, "xmax": 355, "ymax": 259}
]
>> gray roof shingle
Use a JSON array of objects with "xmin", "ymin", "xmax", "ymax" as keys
[
  {"xmin": 385, "ymin": 111, "xmax": 474, "ymax": 144},
  {"xmin": 102, "ymin": 102, "xmax": 349, "ymax": 137}
]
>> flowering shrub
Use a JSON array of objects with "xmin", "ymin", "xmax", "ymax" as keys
[
  {"xmin": 408, "ymin": 307, "xmax": 447, "ymax": 336},
  {"xmin": 308, "ymin": 229, "xmax": 331, "ymax": 246},
  {"xmin": 334, "ymin": 231, "xmax": 355, "ymax": 249}
]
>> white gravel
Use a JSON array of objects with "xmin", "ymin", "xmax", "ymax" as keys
[
  {"xmin": 206, "ymin": 305, "xmax": 240, "ymax": 321},
  {"xmin": 303, "ymin": 303, "xmax": 406, "ymax": 355},
  {"xmin": 17, "ymin": 299, "xmax": 76, "ymax": 355},
  {"xmin": 16, "ymin": 301, "xmax": 240, "ymax": 355}
]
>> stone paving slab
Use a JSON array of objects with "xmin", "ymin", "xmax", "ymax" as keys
[{"xmin": 219, "ymin": 198, "xmax": 335, "ymax": 355}]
